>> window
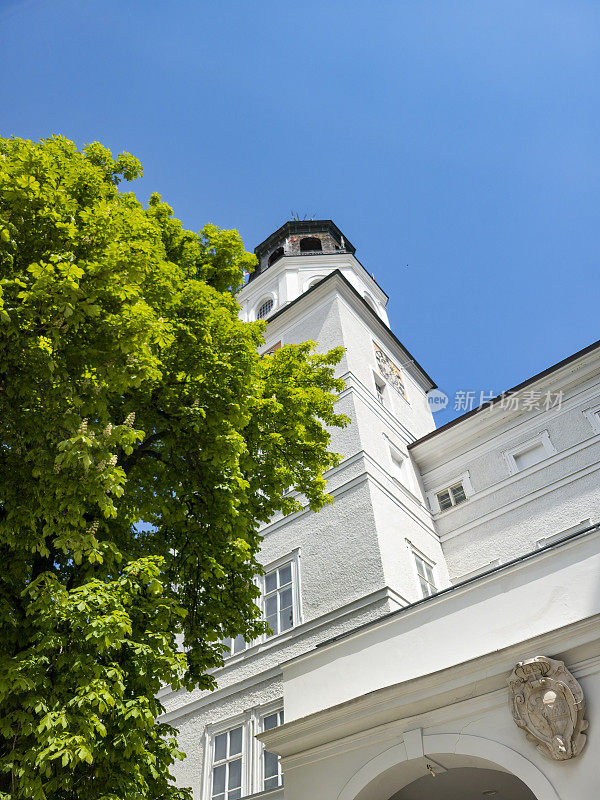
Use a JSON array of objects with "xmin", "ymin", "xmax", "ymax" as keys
[
  {"xmin": 374, "ymin": 374, "xmax": 386, "ymax": 405},
  {"xmin": 263, "ymin": 562, "xmax": 294, "ymax": 637},
  {"xmin": 221, "ymin": 555, "xmax": 300, "ymax": 660},
  {"xmin": 222, "ymin": 634, "xmax": 247, "ymax": 657},
  {"xmin": 261, "ymin": 710, "xmax": 284, "ymax": 791},
  {"xmin": 504, "ymin": 431, "xmax": 556, "ymax": 475},
  {"xmin": 583, "ymin": 402, "xmax": 600, "ymax": 434},
  {"xmin": 436, "ymin": 481, "xmax": 467, "ymax": 511},
  {"xmin": 211, "ymin": 726, "xmax": 243, "ymax": 800},
  {"xmin": 388, "ymin": 444, "xmax": 413, "ymax": 492},
  {"xmin": 299, "ymin": 236, "xmax": 322, "ymax": 252},
  {"xmin": 413, "ymin": 552, "xmax": 436, "ymax": 598},
  {"xmin": 513, "ymin": 442, "xmax": 546, "ymax": 471},
  {"xmin": 267, "ymin": 247, "xmax": 284, "ymax": 267},
  {"xmin": 206, "ymin": 704, "xmax": 284, "ymax": 800},
  {"xmin": 307, "ymin": 275, "xmax": 324, "ymax": 289},
  {"xmin": 256, "ymin": 298, "xmax": 274, "ymax": 320}
]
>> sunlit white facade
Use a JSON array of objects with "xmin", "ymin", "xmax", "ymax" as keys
[{"xmin": 164, "ymin": 221, "xmax": 600, "ymax": 800}]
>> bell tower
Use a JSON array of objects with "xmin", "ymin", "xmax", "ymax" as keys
[
  {"xmin": 238, "ymin": 220, "xmax": 390, "ymax": 325},
  {"xmin": 237, "ymin": 219, "xmax": 445, "ymax": 607},
  {"xmin": 169, "ymin": 220, "xmax": 448, "ymax": 799}
]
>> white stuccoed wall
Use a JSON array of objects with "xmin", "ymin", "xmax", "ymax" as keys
[
  {"xmin": 168, "ymin": 221, "xmax": 600, "ymax": 800},
  {"xmin": 167, "ymin": 256, "xmax": 443, "ymax": 797},
  {"xmin": 238, "ymin": 251, "xmax": 390, "ymax": 326},
  {"xmin": 279, "ymin": 529, "xmax": 600, "ymax": 720},
  {"xmin": 260, "ymin": 530, "xmax": 600, "ymax": 800},
  {"xmin": 410, "ymin": 348, "xmax": 600, "ymax": 581}
]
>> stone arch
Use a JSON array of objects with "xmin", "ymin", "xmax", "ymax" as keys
[
  {"xmin": 268, "ymin": 246, "xmax": 284, "ymax": 267},
  {"xmin": 337, "ymin": 733, "xmax": 560, "ymax": 800},
  {"xmin": 300, "ymin": 236, "xmax": 322, "ymax": 252}
]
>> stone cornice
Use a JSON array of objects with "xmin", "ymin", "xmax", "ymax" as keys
[{"xmin": 258, "ymin": 614, "xmax": 600, "ymax": 764}]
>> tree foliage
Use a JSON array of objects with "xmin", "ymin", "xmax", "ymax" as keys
[{"xmin": 0, "ymin": 136, "xmax": 347, "ymax": 799}]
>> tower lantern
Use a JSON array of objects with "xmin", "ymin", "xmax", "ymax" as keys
[{"xmin": 251, "ymin": 220, "xmax": 355, "ymax": 282}]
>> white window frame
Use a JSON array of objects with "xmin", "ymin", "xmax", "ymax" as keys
[
  {"xmin": 203, "ymin": 715, "xmax": 252, "ymax": 800},
  {"xmin": 387, "ymin": 441, "xmax": 414, "ymax": 494},
  {"xmin": 503, "ymin": 430, "xmax": 556, "ymax": 476},
  {"xmin": 372, "ymin": 370, "xmax": 387, "ymax": 406},
  {"xmin": 583, "ymin": 401, "xmax": 600, "ymax": 435},
  {"xmin": 222, "ymin": 551, "xmax": 302, "ymax": 661},
  {"xmin": 428, "ymin": 472, "xmax": 473, "ymax": 514},
  {"xmin": 255, "ymin": 296, "xmax": 275, "ymax": 320},
  {"xmin": 221, "ymin": 633, "xmax": 247, "ymax": 658},
  {"xmin": 409, "ymin": 544, "xmax": 437, "ymax": 598},
  {"xmin": 256, "ymin": 703, "xmax": 285, "ymax": 793},
  {"xmin": 305, "ymin": 275, "xmax": 325, "ymax": 290},
  {"xmin": 204, "ymin": 702, "xmax": 285, "ymax": 800},
  {"xmin": 260, "ymin": 551, "xmax": 302, "ymax": 640}
]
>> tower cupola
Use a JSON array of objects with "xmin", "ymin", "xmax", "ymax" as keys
[
  {"xmin": 238, "ymin": 219, "xmax": 389, "ymax": 325},
  {"xmin": 251, "ymin": 220, "xmax": 355, "ymax": 282}
]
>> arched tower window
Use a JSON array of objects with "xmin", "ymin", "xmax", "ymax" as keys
[
  {"xmin": 268, "ymin": 247, "xmax": 284, "ymax": 267},
  {"xmin": 308, "ymin": 276, "xmax": 324, "ymax": 289},
  {"xmin": 256, "ymin": 298, "xmax": 274, "ymax": 320},
  {"xmin": 300, "ymin": 237, "xmax": 322, "ymax": 253}
]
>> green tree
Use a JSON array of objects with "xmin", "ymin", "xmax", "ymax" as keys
[{"xmin": 0, "ymin": 136, "xmax": 347, "ymax": 800}]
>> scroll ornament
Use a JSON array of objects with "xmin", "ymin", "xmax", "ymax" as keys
[{"xmin": 508, "ymin": 656, "xmax": 588, "ymax": 760}]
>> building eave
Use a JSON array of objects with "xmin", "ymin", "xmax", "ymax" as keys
[{"xmin": 408, "ymin": 338, "xmax": 600, "ymax": 453}]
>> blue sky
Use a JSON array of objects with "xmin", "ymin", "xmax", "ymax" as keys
[{"xmin": 2, "ymin": 0, "xmax": 599, "ymax": 425}]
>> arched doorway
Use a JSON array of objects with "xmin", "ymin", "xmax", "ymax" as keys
[
  {"xmin": 338, "ymin": 735, "xmax": 558, "ymax": 800},
  {"xmin": 392, "ymin": 763, "xmax": 537, "ymax": 799}
]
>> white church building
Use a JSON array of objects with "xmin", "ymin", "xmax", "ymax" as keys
[{"xmin": 161, "ymin": 220, "xmax": 600, "ymax": 800}]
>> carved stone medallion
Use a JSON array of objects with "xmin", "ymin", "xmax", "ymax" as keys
[{"xmin": 508, "ymin": 656, "xmax": 588, "ymax": 760}]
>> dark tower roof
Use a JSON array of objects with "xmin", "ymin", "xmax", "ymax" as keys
[{"xmin": 250, "ymin": 220, "xmax": 356, "ymax": 282}]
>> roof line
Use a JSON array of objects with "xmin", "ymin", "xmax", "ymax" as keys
[
  {"xmin": 408, "ymin": 337, "xmax": 600, "ymax": 450},
  {"xmin": 265, "ymin": 270, "xmax": 437, "ymax": 391},
  {"xmin": 254, "ymin": 219, "xmax": 355, "ymax": 256},
  {"xmin": 316, "ymin": 521, "xmax": 600, "ymax": 650}
]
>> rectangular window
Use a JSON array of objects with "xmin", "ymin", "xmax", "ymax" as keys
[
  {"xmin": 388, "ymin": 444, "xmax": 413, "ymax": 492},
  {"xmin": 211, "ymin": 726, "xmax": 244, "ymax": 800},
  {"xmin": 414, "ymin": 552, "xmax": 436, "ymax": 598},
  {"xmin": 222, "ymin": 555, "xmax": 300, "ymax": 659},
  {"xmin": 222, "ymin": 634, "xmax": 247, "ymax": 658},
  {"xmin": 374, "ymin": 374, "xmax": 386, "ymax": 405},
  {"xmin": 504, "ymin": 431, "xmax": 556, "ymax": 475},
  {"xmin": 263, "ymin": 562, "xmax": 294, "ymax": 637},
  {"xmin": 436, "ymin": 481, "xmax": 466, "ymax": 511},
  {"xmin": 513, "ymin": 442, "xmax": 546, "ymax": 471},
  {"xmin": 261, "ymin": 710, "xmax": 284, "ymax": 791}
]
